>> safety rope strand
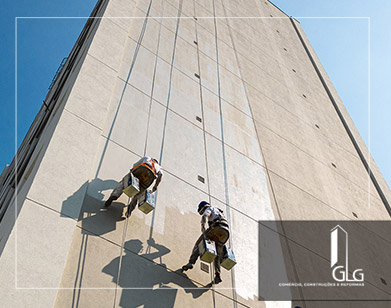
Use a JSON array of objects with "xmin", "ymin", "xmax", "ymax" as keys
[
  {"xmin": 112, "ymin": 211, "xmax": 130, "ymax": 308},
  {"xmin": 94, "ymin": 0, "xmax": 153, "ymax": 179},
  {"xmin": 212, "ymin": 0, "xmax": 237, "ymax": 305},
  {"xmin": 147, "ymin": 0, "xmax": 184, "ymax": 243},
  {"xmin": 143, "ymin": 0, "xmax": 167, "ymax": 157},
  {"xmin": 111, "ymin": 1, "xmax": 154, "ymax": 306}
]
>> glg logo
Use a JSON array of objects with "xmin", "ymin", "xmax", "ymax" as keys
[{"xmin": 330, "ymin": 225, "xmax": 364, "ymax": 282}]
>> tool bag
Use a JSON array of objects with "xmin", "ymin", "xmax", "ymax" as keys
[
  {"xmin": 221, "ymin": 245, "xmax": 237, "ymax": 270},
  {"xmin": 138, "ymin": 190, "xmax": 155, "ymax": 214},
  {"xmin": 122, "ymin": 172, "xmax": 140, "ymax": 197},
  {"xmin": 198, "ymin": 238, "xmax": 217, "ymax": 263}
]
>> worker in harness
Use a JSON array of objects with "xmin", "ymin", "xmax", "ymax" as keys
[
  {"xmin": 105, "ymin": 156, "xmax": 163, "ymax": 217},
  {"xmin": 181, "ymin": 201, "xmax": 230, "ymax": 284}
]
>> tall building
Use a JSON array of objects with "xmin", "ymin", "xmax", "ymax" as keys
[{"xmin": 1, "ymin": 0, "xmax": 390, "ymax": 307}]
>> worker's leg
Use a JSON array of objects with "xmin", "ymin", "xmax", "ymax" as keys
[
  {"xmin": 189, "ymin": 234, "xmax": 203, "ymax": 264},
  {"xmin": 125, "ymin": 188, "xmax": 145, "ymax": 217},
  {"xmin": 105, "ymin": 174, "xmax": 129, "ymax": 207},
  {"xmin": 213, "ymin": 243, "xmax": 224, "ymax": 284},
  {"xmin": 182, "ymin": 233, "xmax": 203, "ymax": 271},
  {"xmin": 125, "ymin": 196, "xmax": 137, "ymax": 217}
]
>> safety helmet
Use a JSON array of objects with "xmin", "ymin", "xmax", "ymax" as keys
[{"xmin": 198, "ymin": 201, "xmax": 210, "ymax": 214}]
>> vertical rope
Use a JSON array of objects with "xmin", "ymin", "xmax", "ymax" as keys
[
  {"xmin": 143, "ymin": 0, "xmax": 168, "ymax": 157},
  {"xmin": 144, "ymin": 0, "xmax": 167, "ymax": 256},
  {"xmin": 109, "ymin": 1, "xmax": 155, "ymax": 306},
  {"xmin": 193, "ymin": 5, "xmax": 212, "ymax": 206},
  {"xmin": 71, "ymin": 233, "xmax": 88, "ymax": 308},
  {"xmin": 211, "ymin": 0, "xmax": 237, "ymax": 305},
  {"xmin": 94, "ymin": 0, "xmax": 153, "ymax": 179},
  {"xmin": 193, "ymin": 0, "xmax": 214, "ymax": 292},
  {"xmin": 112, "ymin": 207, "xmax": 130, "ymax": 308},
  {"xmin": 210, "ymin": 0, "xmax": 233, "ymax": 244},
  {"xmin": 147, "ymin": 0, "xmax": 184, "ymax": 242}
]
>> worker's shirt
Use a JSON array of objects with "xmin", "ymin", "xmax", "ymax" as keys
[
  {"xmin": 201, "ymin": 206, "xmax": 225, "ymax": 231},
  {"xmin": 132, "ymin": 156, "xmax": 163, "ymax": 177},
  {"xmin": 132, "ymin": 156, "xmax": 163, "ymax": 188}
]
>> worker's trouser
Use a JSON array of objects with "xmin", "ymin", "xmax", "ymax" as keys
[
  {"xmin": 109, "ymin": 173, "xmax": 146, "ymax": 216},
  {"xmin": 188, "ymin": 229, "xmax": 226, "ymax": 275}
]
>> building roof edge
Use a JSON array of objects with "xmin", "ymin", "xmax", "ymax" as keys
[{"xmin": 267, "ymin": 0, "xmax": 300, "ymax": 23}]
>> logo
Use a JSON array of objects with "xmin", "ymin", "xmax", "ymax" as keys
[{"xmin": 330, "ymin": 225, "xmax": 364, "ymax": 282}]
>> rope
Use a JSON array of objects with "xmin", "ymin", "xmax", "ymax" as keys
[
  {"xmin": 210, "ymin": 0, "xmax": 232, "ymax": 240},
  {"xmin": 193, "ymin": 0, "xmax": 212, "ymax": 205},
  {"xmin": 192, "ymin": 0, "xmax": 215, "ymax": 290},
  {"xmin": 112, "ymin": 206, "xmax": 130, "ymax": 308},
  {"xmin": 147, "ymin": 0, "xmax": 184, "ymax": 243},
  {"xmin": 143, "ymin": 0, "xmax": 168, "ymax": 157},
  {"xmin": 110, "ymin": 1, "xmax": 154, "ymax": 306},
  {"xmin": 94, "ymin": 0, "xmax": 153, "ymax": 179},
  {"xmin": 144, "ymin": 0, "xmax": 167, "ymax": 255},
  {"xmin": 71, "ymin": 232, "xmax": 88, "ymax": 308},
  {"xmin": 212, "ymin": 0, "xmax": 237, "ymax": 305}
]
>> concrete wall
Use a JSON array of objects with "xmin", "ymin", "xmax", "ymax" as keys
[{"xmin": 1, "ymin": 0, "xmax": 390, "ymax": 307}]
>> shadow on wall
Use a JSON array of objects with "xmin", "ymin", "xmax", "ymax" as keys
[
  {"xmin": 60, "ymin": 177, "xmax": 125, "ymax": 308},
  {"xmin": 61, "ymin": 178, "xmax": 126, "ymax": 235},
  {"xmin": 102, "ymin": 239, "xmax": 212, "ymax": 308},
  {"xmin": 61, "ymin": 178, "xmax": 211, "ymax": 307}
]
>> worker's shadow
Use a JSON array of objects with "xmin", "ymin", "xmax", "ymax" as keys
[
  {"xmin": 103, "ymin": 239, "xmax": 212, "ymax": 308},
  {"xmin": 61, "ymin": 178, "xmax": 126, "ymax": 236}
]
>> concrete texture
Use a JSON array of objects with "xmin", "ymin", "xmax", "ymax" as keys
[{"xmin": 1, "ymin": 0, "xmax": 390, "ymax": 307}]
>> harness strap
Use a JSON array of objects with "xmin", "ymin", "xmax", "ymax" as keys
[
  {"xmin": 132, "ymin": 161, "xmax": 157, "ymax": 178},
  {"xmin": 210, "ymin": 217, "xmax": 229, "ymax": 229}
]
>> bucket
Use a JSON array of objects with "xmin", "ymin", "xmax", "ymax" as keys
[
  {"xmin": 138, "ymin": 190, "xmax": 155, "ymax": 214},
  {"xmin": 122, "ymin": 173, "xmax": 140, "ymax": 197}
]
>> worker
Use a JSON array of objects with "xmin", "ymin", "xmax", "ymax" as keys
[
  {"xmin": 105, "ymin": 156, "xmax": 163, "ymax": 217},
  {"xmin": 181, "ymin": 201, "xmax": 230, "ymax": 284}
]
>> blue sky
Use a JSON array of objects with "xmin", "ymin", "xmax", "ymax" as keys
[
  {"xmin": 0, "ymin": 0, "xmax": 389, "ymax": 187},
  {"xmin": 270, "ymin": 0, "xmax": 391, "ymax": 188},
  {"xmin": 0, "ymin": 0, "xmax": 96, "ymax": 173}
]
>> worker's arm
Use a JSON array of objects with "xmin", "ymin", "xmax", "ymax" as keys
[
  {"xmin": 201, "ymin": 208, "xmax": 211, "ymax": 233},
  {"xmin": 152, "ymin": 171, "xmax": 163, "ymax": 192}
]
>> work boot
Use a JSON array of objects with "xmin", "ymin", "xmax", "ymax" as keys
[
  {"xmin": 105, "ymin": 196, "xmax": 116, "ymax": 207},
  {"xmin": 213, "ymin": 273, "xmax": 222, "ymax": 284},
  {"xmin": 181, "ymin": 263, "xmax": 194, "ymax": 271}
]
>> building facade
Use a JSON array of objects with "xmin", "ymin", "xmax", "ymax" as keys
[{"xmin": 1, "ymin": 0, "xmax": 390, "ymax": 307}]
